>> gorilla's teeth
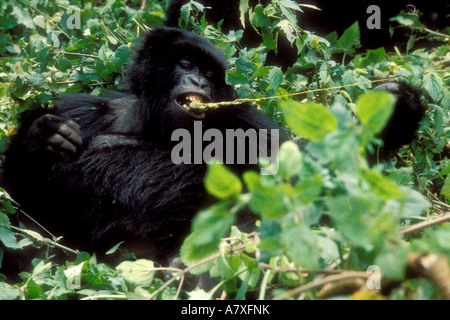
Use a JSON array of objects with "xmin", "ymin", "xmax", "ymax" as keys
[{"xmin": 186, "ymin": 95, "xmax": 203, "ymax": 102}]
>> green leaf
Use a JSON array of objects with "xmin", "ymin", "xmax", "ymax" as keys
[
  {"xmin": 268, "ymin": 67, "xmax": 283, "ymax": 93},
  {"xmin": 182, "ymin": 202, "xmax": 236, "ymax": 262},
  {"xmin": 294, "ymin": 175, "xmax": 322, "ymax": 204},
  {"xmin": 423, "ymin": 73, "xmax": 443, "ymax": 102},
  {"xmin": 336, "ymin": 21, "xmax": 361, "ymax": 55},
  {"xmin": 281, "ymin": 225, "xmax": 321, "ymax": 269},
  {"xmin": 243, "ymin": 172, "xmax": 289, "ymax": 218},
  {"xmin": 239, "ymin": 0, "xmax": 249, "ymax": 28},
  {"xmin": 0, "ymin": 282, "xmax": 20, "ymax": 300},
  {"xmin": 116, "ymin": 259, "xmax": 156, "ymax": 286},
  {"xmin": 180, "ymin": 233, "xmax": 216, "ymax": 274},
  {"xmin": 327, "ymin": 196, "xmax": 372, "ymax": 248},
  {"xmin": 191, "ymin": 203, "xmax": 236, "ymax": 247},
  {"xmin": 277, "ymin": 20, "xmax": 296, "ymax": 45},
  {"xmin": 278, "ymin": 141, "xmax": 303, "ymax": 180},
  {"xmin": 431, "ymin": 104, "xmax": 444, "ymax": 137},
  {"xmin": 236, "ymin": 57, "xmax": 255, "ymax": 75},
  {"xmin": 205, "ymin": 162, "xmax": 242, "ymax": 199},
  {"xmin": 114, "ymin": 45, "xmax": 130, "ymax": 65},
  {"xmin": 12, "ymin": 6, "xmax": 35, "ymax": 29},
  {"xmin": 188, "ymin": 287, "xmax": 212, "ymax": 300},
  {"xmin": 440, "ymin": 175, "xmax": 450, "ymax": 198},
  {"xmin": 356, "ymin": 91, "xmax": 397, "ymax": 135},
  {"xmin": 362, "ymin": 170, "xmax": 404, "ymax": 200},
  {"xmin": 0, "ymin": 225, "xmax": 21, "ymax": 249},
  {"xmin": 398, "ymin": 188, "xmax": 430, "ymax": 218},
  {"xmin": 105, "ymin": 241, "xmax": 125, "ymax": 255},
  {"xmin": 375, "ymin": 242, "xmax": 408, "ymax": 281},
  {"xmin": 25, "ymin": 279, "xmax": 43, "ymax": 299},
  {"xmin": 281, "ymin": 100, "xmax": 338, "ymax": 142}
]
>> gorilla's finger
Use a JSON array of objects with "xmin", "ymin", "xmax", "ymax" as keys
[
  {"xmin": 48, "ymin": 133, "xmax": 78, "ymax": 155},
  {"xmin": 58, "ymin": 123, "xmax": 83, "ymax": 148}
]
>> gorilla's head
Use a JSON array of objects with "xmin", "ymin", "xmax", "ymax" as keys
[{"xmin": 126, "ymin": 27, "xmax": 235, "ymax": 139}]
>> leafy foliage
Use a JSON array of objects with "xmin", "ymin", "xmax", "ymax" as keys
[{"xmin": 0, "ymin": 0, "xmax": 449, "ymax": 300}]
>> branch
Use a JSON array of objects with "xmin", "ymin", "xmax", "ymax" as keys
[
  {"xmin": 400, "ymin": 212, "xmax": 450, "ymax": 236},
  {"xmin": 272, "ymin": 271, "xmax": 370, "ymax": 300}
]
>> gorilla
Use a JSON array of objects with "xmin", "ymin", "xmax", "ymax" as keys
[{"xmin": 0, "ymin": 27, "xmax": 423, "ymax": 274}]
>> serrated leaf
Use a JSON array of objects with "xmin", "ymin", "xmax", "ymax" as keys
[
  {"xmin": 205, "ymin": 162, "xmax": 242, "ymax": 199},
  {"xmin": 20, "ymin": 229, "xmax": 44, "ymax": 242},
  {"xmin": 281, "ymin": 100, "xmax": 338, "ymax": 141},
  {"xmin": 423, "ymin": 73, "xmax": 443, "ymax": 102},
  {"xmin": 0, "ymin": 225, "xmax": 21, "ymax": 249},
  {"xmin": 243, "ymin": 171, "xmax": 289, "ymax": 218},
  {"xmin": 281, "ymin": 225, "xmax": 321, "ymax": 269},
  {"xmin": 116, "ymin": 259, "xmax": 156, "ymax": 286},
  {"xmin": 375, "ymin": 242, "xmax": 407, "ymax": 280},
  {"xmin": 12, "ymin": 6, "xmax": 35, "ymax": 29},
  {"xmin": 440, "ymin": 175, "xmax": 450, "ymax": 198},
  {"xmin": 356, "ymin": 91, "xmax": 396, "ymax": 135},
  {"xmin": 239, "ymin": 0, "xmax": 249, "ymax": 28},
  {"xmin": 105, "ymin": 241, "xmax": 125, "ymax": 255},
  {"xmin": 398, "ymin": 188, "xmax": 430, "ymax": 218},
  {"xmin": 327, "ymin": 196, "xmax": 372, "ymax": 248},
  {"xmin": 188, "ymin": 287, "xmax": 212, "ymax": 300},
  {"xmin": 279, "ymin": 4, "xmax": 297, "ymax": 26},
  {"xmin": 277, "ymin": 20, "xmax": 296, "ymax": 45},
  {"xmin": 431, "ymin": 104, "xmax": 444, "ymax": 136},
  {"xmin": 336, "ymin": 21, "xmax": 361, "ymax": 54},
  {"xmin": 278, "ymin": 141, "xmax": 302, "ymax": 180},
  {"xmin": 362, "ymin": 170, "xmax": 404, "ymax": 200},
  {"xmin": 114, "ymin": 45, "xmax": 130, "ymax": 65},
  {"xmin": 268, "ymin": 67, "xmax": 283, "ymax": 93},
  {"xmin": 182, "ymin": 201, "xmax": 236, "ymax": 263},
  {"xmin": 191, "ymin": 203, "xmax": 236, "ymax": 248},
  {"xmin": 0, "ymin": 282, "xmax": 20, "ymax": 300}
]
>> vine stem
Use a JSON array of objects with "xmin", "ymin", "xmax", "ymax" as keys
[
  {"xmin": 272, "ymin": 271, "xmax": 370, "ymax": 300},
  {"xmin": 189, "ymin": 78, "xmax": 396, "ymax": 110},
  {"xmin": 400, "ymin": 212, "xmax": 450, "ymax": 235}
]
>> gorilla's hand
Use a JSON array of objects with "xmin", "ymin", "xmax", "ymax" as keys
[{"xmin": 24, "ymin": 114, "xmax": 82, "ymax": 157}]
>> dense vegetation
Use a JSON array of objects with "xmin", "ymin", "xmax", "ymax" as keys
[{"xmin": 0, "ymin": 0, "xmax": 449, "ymax": 300}]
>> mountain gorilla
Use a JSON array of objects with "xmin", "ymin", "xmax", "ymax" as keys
[{"xmin": 1, "ymin": 27, "xmax": 423, "ymax": 273}]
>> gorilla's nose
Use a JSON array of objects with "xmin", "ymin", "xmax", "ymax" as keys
[{"xmin": 183, "ymin": 74, "xmax": 211, "ymax": 94}]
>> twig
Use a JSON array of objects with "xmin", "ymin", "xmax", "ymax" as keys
[
  {"xmin": 400, "ymin": 212, "xmax": 450, "ymax": 235},
  {"xmin": 409, "ymin": 26, "xmax": 450, "ymax": 39},
  {"xmin": 10, "ymin": 225, "xmax": 79, "ymax": 255},
  {"xmin": 272, "ymin": 271, "xmax": 370, "ymax": 300},
  {"xmin": 54, "ymin": 50, "xmax": 99, "ymax": 59},
  {"xmin": 81, "ymin": 294, "xmax": 128, "ymax": 300},
  {"xmin": 258, "ymin": 262, "xmax": 352, "ymax": 276},
  {"xmin": 188, "ymin": 78, "xmax": 396, "ymax": 111}
]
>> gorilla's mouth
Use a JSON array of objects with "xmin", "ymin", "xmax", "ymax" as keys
[{"xmin": 175, "ymin": 93, "xmax": 211, "ymax": 119}]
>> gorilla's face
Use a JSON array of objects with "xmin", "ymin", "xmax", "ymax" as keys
[
  {"xmin": 125, "ymin": 27, "xmax": 235, "ymax": 137},
  {"xmin": 170, "ymin": 59, "xmax": 213, "ymax": 119}
]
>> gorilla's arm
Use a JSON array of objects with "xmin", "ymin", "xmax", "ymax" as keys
[{"xmin": 1, "ymin": 94, "xmax": 117, "ymax": 204}]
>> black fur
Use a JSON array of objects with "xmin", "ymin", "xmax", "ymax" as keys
[
  {"xmin": 1, "ymin": 28, "xmax": 285, "ymax": 270},
  {"xmin": 1, "ymin": 28, "xmax": 423, "ymax": 276}
]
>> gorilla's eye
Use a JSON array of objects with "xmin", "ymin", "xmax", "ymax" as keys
[
  {"xmin": 179, "ymin": 59, "xmax": 192, "ymax": 69},
  {"xmin": 204, "ymin": 71, "xmax": 214, "ymax": 79}
]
